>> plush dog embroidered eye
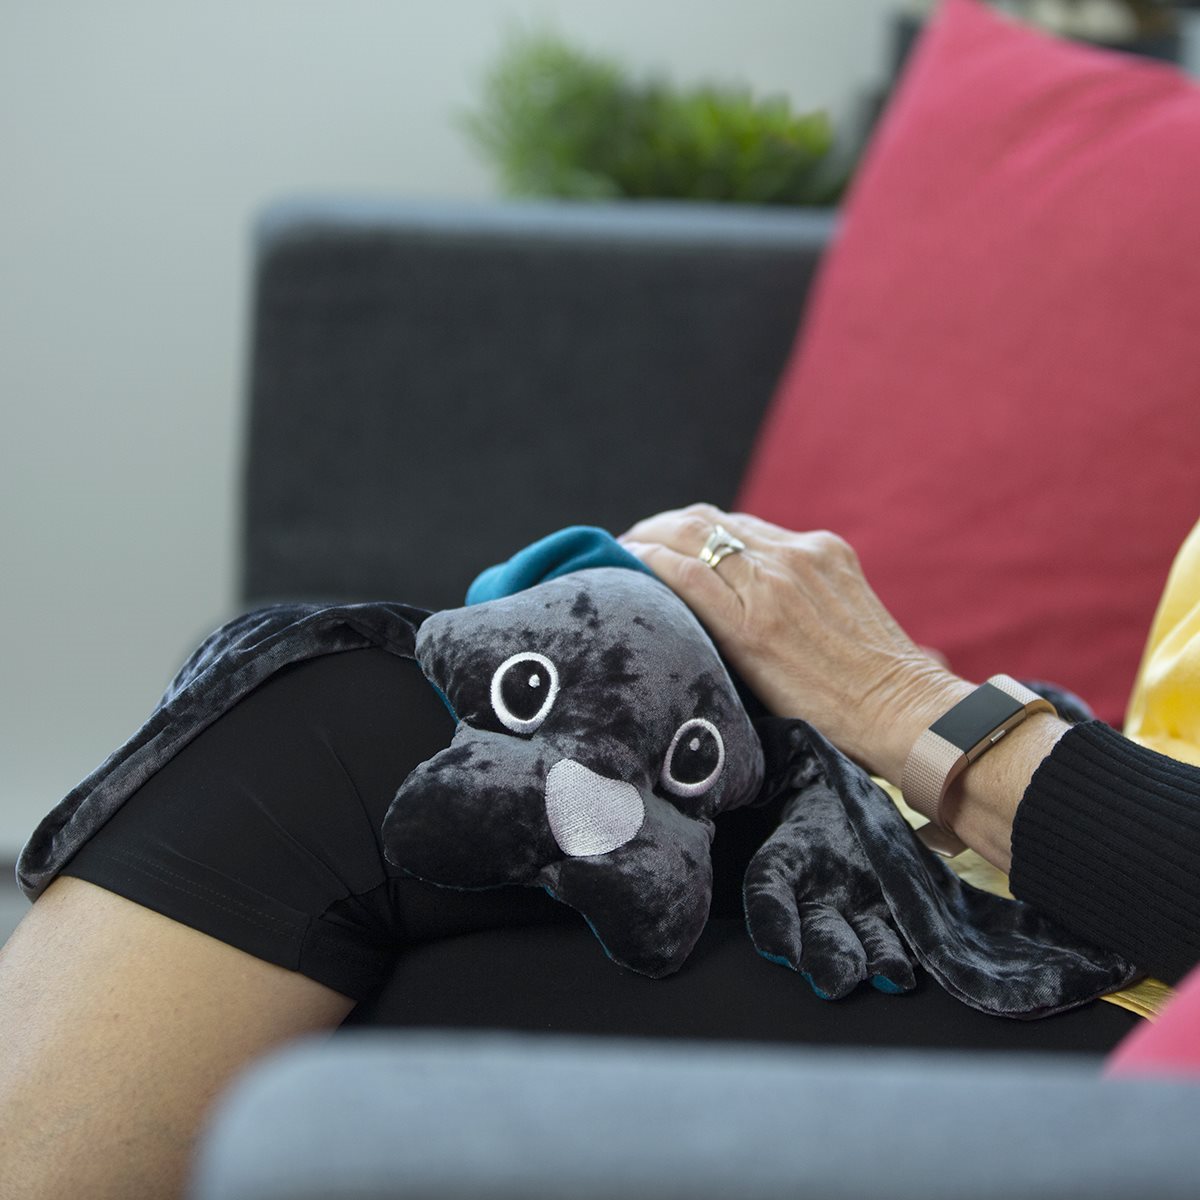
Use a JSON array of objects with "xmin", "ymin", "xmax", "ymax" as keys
[
  {"xmin": 490, "ymin": 651, "xmax": 559, "ymax": 733},
  {"xmin": 660, "ymin": 718, "xmax": 725, "ymax": 797}
]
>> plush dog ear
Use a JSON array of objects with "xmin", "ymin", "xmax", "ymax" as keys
[
  {"xmin": 743, "ymin": 729, "xmax": 916, "ymax": 999},
  {"xmin": 746, "ymin": 718, "xmax": 1140, "ymax": 1017}
]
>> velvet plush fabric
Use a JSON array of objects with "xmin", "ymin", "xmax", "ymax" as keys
[
  {"xmin": 465, "ymin": 524, "xmax": 655, "ymax": 605},
  {"xmin": 385, "ymin": 568, "xmax": 765, "ymax": 978},
  {"xmin": 17, "ymin": 602, "xmax": 429, "ymax": 901},
  {"xmin": 746, "ymin": 718, "xmax": 1141, "ymax": 1017}
]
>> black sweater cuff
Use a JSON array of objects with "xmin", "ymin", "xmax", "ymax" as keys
[{"xmin": 1009, "ymin": 720, "xmax": 1200, "ymax": 985}]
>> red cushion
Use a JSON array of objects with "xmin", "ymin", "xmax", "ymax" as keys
[
  {"xmin": 1107, "ymin": 962, "xmax": 1200, "ymax": 1078},
  {"xmin": 738, "ymin": 0, "xmax": 1200, "ymax": 726}
]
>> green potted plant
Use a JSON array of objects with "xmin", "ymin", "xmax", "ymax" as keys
[{"xmin": 462, "ymin": 31, "xmax": 852, "ymax": 206}]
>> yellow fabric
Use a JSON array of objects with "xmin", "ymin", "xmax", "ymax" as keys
[
  {"xmin": 1100, "ymin": 977, "xmax": 1177, "ymax": 1022},
  {"xmin": 1124, "ymin": 519, "xmax": 1200, "ymax": 769},
  {"xmin": 1100, "ymin": 516, "xmax": 1200, "ymax": 1018}
]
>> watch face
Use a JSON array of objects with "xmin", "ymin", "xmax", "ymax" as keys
[{"xmin": 930, "ymin": 682, "xmax": 1024, "ymax": 754}]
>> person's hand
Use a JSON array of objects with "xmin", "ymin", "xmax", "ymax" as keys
[{"xmin": 619, "ymin": 503, "xmax": 973, "ymax": 785}]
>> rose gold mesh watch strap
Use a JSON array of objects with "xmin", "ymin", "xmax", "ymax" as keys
[
  {"xmin": 901, "ymin": 674, "xmax": 1056, "ymax": 857},
  {"xmin": 903, "ymin": 730, "xmax": 965, "ymax": 822}
]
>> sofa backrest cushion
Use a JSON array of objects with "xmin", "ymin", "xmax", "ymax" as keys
[
  {"xmin": 737, "ymin": 0, "xmax": 1200, "ymax": 726},
  {"xmin": 243, "ymin": 201, "xmax": 830, "ymax": 613}
]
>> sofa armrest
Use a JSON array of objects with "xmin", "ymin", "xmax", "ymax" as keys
[
  {"xmin": 190, "ymin": 1031, "xmax": 1200, "ymax": 1200},
  {"xmin": 242, "ymin": 199, "xmax": 834, "ymax": 610}
]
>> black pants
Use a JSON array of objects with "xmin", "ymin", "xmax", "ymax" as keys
[{"xmin": 61, "ymin": 647, "xmax": 1139, "ymax": 1053}]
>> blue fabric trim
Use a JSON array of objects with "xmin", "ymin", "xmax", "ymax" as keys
[
  {"xmin": 466, "ymin": 526, "xmax": 656, "ymax": 605},
  {"xmin": 429, "ymin": 680, "xmax": 459, "ymax": 723},
  {"xmin": 543, "ymin": 883, "xmax": 627, "ymax": 970},
  {"xmin": 871, "ymin": 975, "xmax": 905, "ymax": 995},
  {"xmin": 759, "ymin": 949, "xmax": 794, "ymax": 970},
  {"xmin": 802, "ymin": 972, "xmax": 833, "ymax": 1001}
]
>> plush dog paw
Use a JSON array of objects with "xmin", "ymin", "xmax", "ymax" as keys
[
  {"xmin": 774, "ymin": 717, "xmax": 1141, "ymax": 1018},
  {"xmin": 744, "ymin": 766, "xmax": 915, "ymax": 1000}
]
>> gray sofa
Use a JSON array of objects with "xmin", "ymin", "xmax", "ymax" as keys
[
  {"xmin": 189, "ymin": 199, "xmax": 1200, "ymax": 1199},
  {"xmin": 193, "ymin": 1032, "xmax": 1200, "ymax": 1200}
]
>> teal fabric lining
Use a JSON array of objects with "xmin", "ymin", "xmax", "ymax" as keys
[{"xmin": 466, "ymin": 526, "xmax": 656, "ymax": 605}]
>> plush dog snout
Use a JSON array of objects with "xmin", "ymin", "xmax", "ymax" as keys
[{"xmin": 544, "ymin": 758, "xmax": 645, "ymax": 856}]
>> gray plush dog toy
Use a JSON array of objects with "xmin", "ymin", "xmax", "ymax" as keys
[{"xmin": 383, "ymin": 564, "xmax": 764, "ymax": 978}]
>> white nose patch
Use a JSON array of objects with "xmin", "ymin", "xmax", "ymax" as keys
[{"xmin": 544, "ymin": 758, "xmax": 645, "ymax": 857}]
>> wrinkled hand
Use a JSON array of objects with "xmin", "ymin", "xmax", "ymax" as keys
[{"xmin": 620, "ymin": 503, "xmax": 971, "ymax": 783}]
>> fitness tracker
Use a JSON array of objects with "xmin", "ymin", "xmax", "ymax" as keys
[{"xmin": 902, "ymin": 675, "xmax": 1057, "ymax": 857}]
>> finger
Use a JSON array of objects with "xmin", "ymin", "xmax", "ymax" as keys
[
  {"xmin": 743, "ymin": 861, "xmax": 806, "ymax": 971},
  {"xmin": 620, "ymin": 541, "xmax": 744, "ymax": 631},
  {"xmin": 725, "ymin": 511, "xmax": 800, "ymax": 544},
  {"xmin": 627, "ymin": 536, "xmax": 757, "ymax": 596},
  {"xmin": 618, "ymin": 502, "xmax": 727, "ymax": 546},
  {"xmin": 620, "ymin": 504, "xmax": 777, "ymax": 559},
  {"xmin": 796, "ymin": 903, "xmax": 869, "ymax": 1000},
  {"xmin": 621, "ymin": 516, "xmax": 762, "ymax": 596},
  {"xmin": 727, "ymin": 513, "xmax": 859, "ymax": 564},
  {"xmin": 849, "ymin": 911, "xmax": 916, "ymax": 994}
]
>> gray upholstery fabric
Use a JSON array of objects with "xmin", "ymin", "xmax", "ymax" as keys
[
  {"xmin": 190, "ymin": 1032, "xmax": 1200, "ymax": 1200},
  {"xmin": 241, "ymin": 199, "xmax": 834, "ymax": 611}
]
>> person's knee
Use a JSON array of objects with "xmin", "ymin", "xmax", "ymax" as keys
[{"xmin": 0, "ymin": 876, "xmax": 352, "ymax": 1200}]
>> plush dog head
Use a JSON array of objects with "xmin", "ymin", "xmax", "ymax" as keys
[{"xmin": 382, "ymin": 566, "xmax": 764, "ymax": 977}]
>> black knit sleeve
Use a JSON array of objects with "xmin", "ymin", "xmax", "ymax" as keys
[{"xmin": 1009, "ymin": 720, "xmax": 1200, "ymax": 985}]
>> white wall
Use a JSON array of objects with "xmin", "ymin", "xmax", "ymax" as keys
[{"xmin": 0, "ymin": 0, "xmax": 901, "ymax": 858}]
